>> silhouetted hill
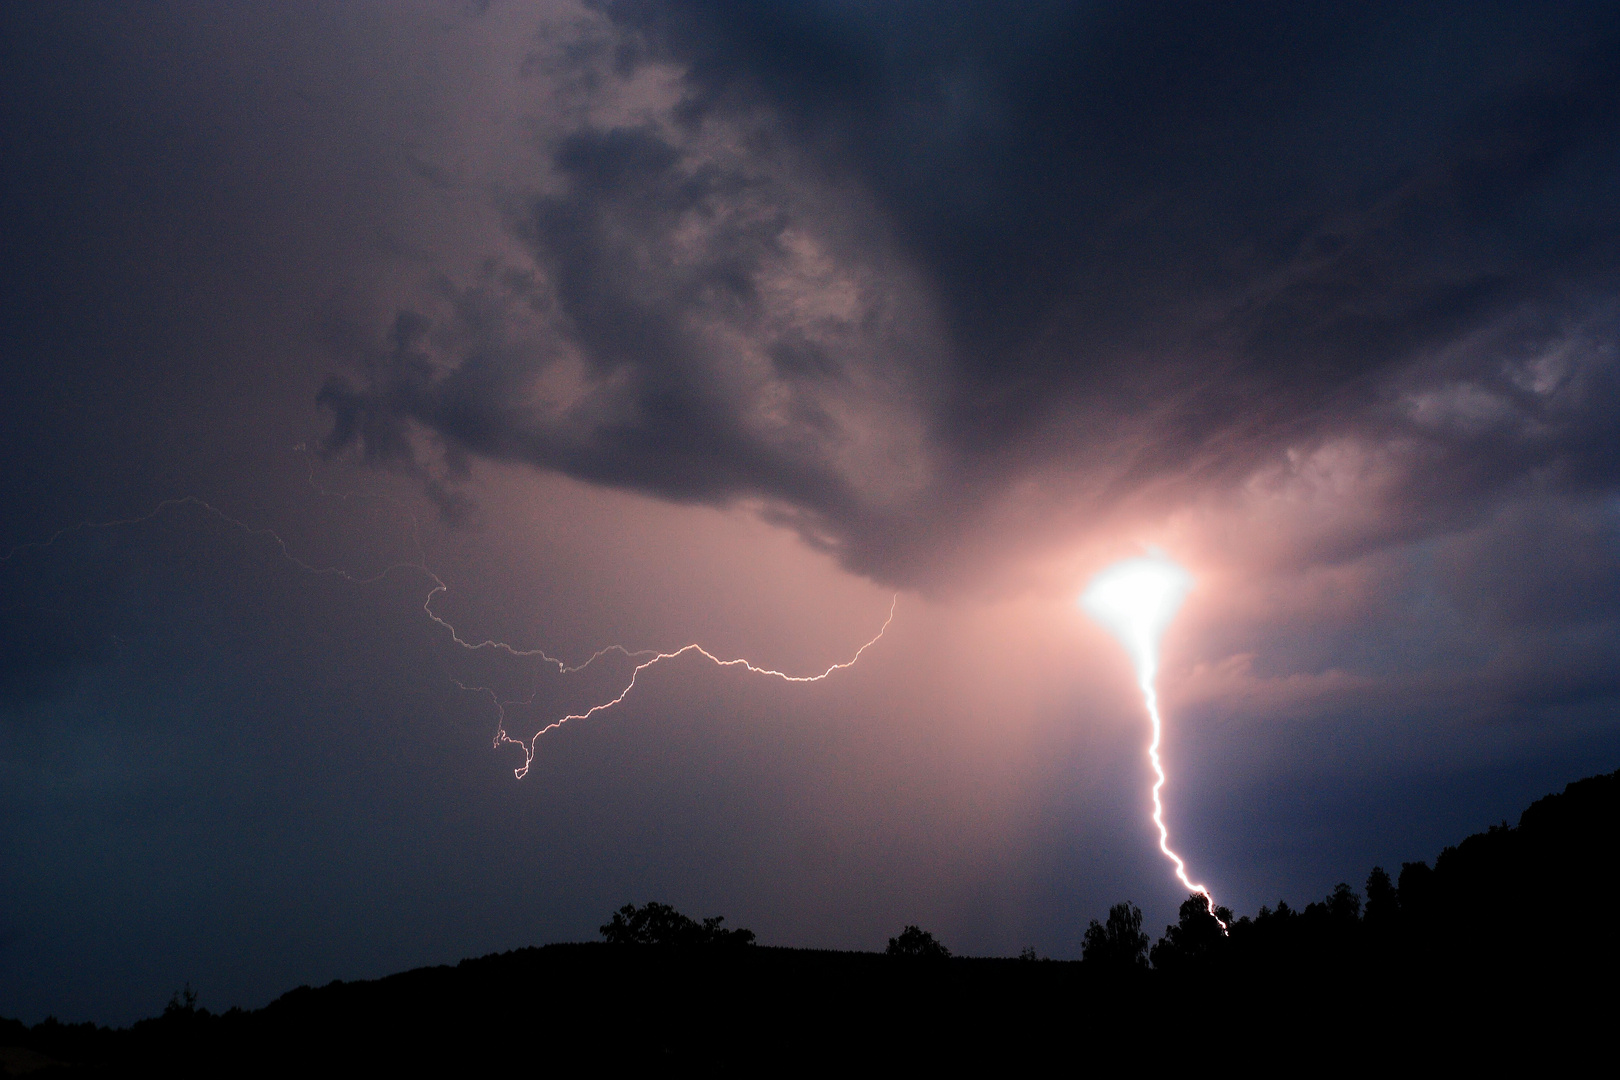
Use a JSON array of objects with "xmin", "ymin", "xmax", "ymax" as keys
[
  {"xmin": 1416, "ymin": 768, "xmax": 1620, "ymax": 960},
  {"xmin": 5, "ymin": 769, "xmax": 1616, "ymax": 1074},
  {"xmin": 1146, "ymin": 767, "xmax": 1620, "ymax": 982},
  {"xmin": 3, "ymin": 945, "xmax": 1125, "ymax": 1074}
]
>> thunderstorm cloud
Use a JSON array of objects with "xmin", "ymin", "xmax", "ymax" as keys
[
  {"xmin": 4, "ymin": 0, "xmax": 1620, "ymax": 1025},
  {"xmin": 318, "ymin": 2, "xmax": 1620, "ymax": 591}
]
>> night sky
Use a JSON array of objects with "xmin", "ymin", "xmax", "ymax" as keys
[{"xmin": 5, "ymin": 1, "xmax": 1620, "ymax": 1024}]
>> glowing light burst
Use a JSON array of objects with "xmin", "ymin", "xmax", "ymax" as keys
[{"xmin": 1082, "ymin": 554, "xmax": 1223, "ymax": 925}]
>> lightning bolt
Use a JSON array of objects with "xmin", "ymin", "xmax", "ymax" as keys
[
  {"xmin": 1137, "ymin": 636, "xmax": 1224, "ymax": 928},
  {"xmin": 3, "ymin": 454, "xmax": 897, "ymax": 779},
  {"xmin": 469, "ymin": 596, "xmax": 897, "ymax": 779},
  {"xmin": 1082, "ymin": 554, "xmax": 1225, "ymax": 928}
]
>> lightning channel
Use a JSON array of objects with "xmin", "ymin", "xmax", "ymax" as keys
[
  {"xmin": 3, "ymin": 458, "xmax": 897, "ymax": 779},
  {"xmin": 1138, "ymin": 644, "xmax": 1224, "ymax": 928},
  {"xmin": 1082, "ymin": 554, "xmax": 1224, "ymax": 928},
  {"xmin": 480, "ymin": 595, "xmax": 898, "ymax": 779}
]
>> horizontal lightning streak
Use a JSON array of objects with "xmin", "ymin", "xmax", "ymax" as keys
[
  {"xmin": 6, "ymin": 457, "xmax": 897, "ymax": 780},
  {"xmin": 482, "ymin": 596, "xmax": 898, "ymax": 779}
]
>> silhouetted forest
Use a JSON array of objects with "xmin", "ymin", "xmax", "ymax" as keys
[
  {"xmin": 5, "ymin": 770, "xmax": 1616, "ymax": 1073},
  {"xmin": 1085, "ymin": 768, "xmax": 1620, "ymax": 980}
]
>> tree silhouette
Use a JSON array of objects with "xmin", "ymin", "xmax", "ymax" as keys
[
  {"xmin": 1397, "ymin": 860, "xmax": 1437, "ymax": 924},
  {"xmin": 1364, "ymin": 867, "xmax": 1398, "ymax": 929},
  {"xmin": 1149, "ymin": 895, "xmax": 1233, "ymax": 971},
  {"xmin": 1324, "ymin": 882, "xmax": 1361, "ymax": 923},
  {"xmin": 599, "ymin": 902, "xmax": 756, "ymax": 947},
  {"xmin": 886, "ymin": 925, "xmax": 951, "ymax": 960},
  {"xmin": 164, "ymin": 984, "xmax": 200, "ymax": 1018},
  {"xmin": 1082, "ymin": 902, "xmax": 1150, "ymax": 971}
]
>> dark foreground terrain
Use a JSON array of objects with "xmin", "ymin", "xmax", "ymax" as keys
[{"xmin": 5, "ymin": 770, "xmax": 1617, "ymax": 1074}]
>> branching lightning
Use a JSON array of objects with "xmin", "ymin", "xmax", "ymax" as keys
[
  {"xmin": 2, "ymin": 455, "xmax": 896, "ymax": 779},
  {"xmin": 12, "ymin": 461, "xmax": 1234, "ymax": 927},
  {"xmin": 468, "ymin": 597, "xmax": 897, "ymax": 778},
  {"xmin": 1082, "ymin": 554, "xmax": 1224, "ymax": 926}
]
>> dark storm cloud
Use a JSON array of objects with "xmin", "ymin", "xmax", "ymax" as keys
[
  {"xmin": 321, "ymin": 125, "xmax": 870, "ymax": 525},
  {"xmin": 7, "ymin": 1, "xmax": 1620, "ymax": 1026},
  {"xmin": 320, "ymin": 0, "xmax": 1620, "ymax": 585}
]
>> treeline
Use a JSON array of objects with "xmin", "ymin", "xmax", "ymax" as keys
[
  {"xmin": 598, "ymin": 901, "xmax": 756, "ymax": 947},
  {"xmin": 1086, "ymin": 768, "xmax": 1620, "ymax": 977},
  {"xmin": 1, "ymin": 769, "xmax": 1614, "ymax": 1071}
]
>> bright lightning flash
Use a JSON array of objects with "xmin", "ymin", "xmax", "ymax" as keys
[{"xmin": 1081, "ymin": 554, "xmax": 1223, "ymax": 926}]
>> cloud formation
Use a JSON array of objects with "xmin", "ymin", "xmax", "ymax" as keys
[
  {"xmin": 6, "ymin": 0, "xmax": 1620, "ymax": 1024},
  {"xmin": 318, "ymin": 1, "xmax": 1620, "ymax": 595}
]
